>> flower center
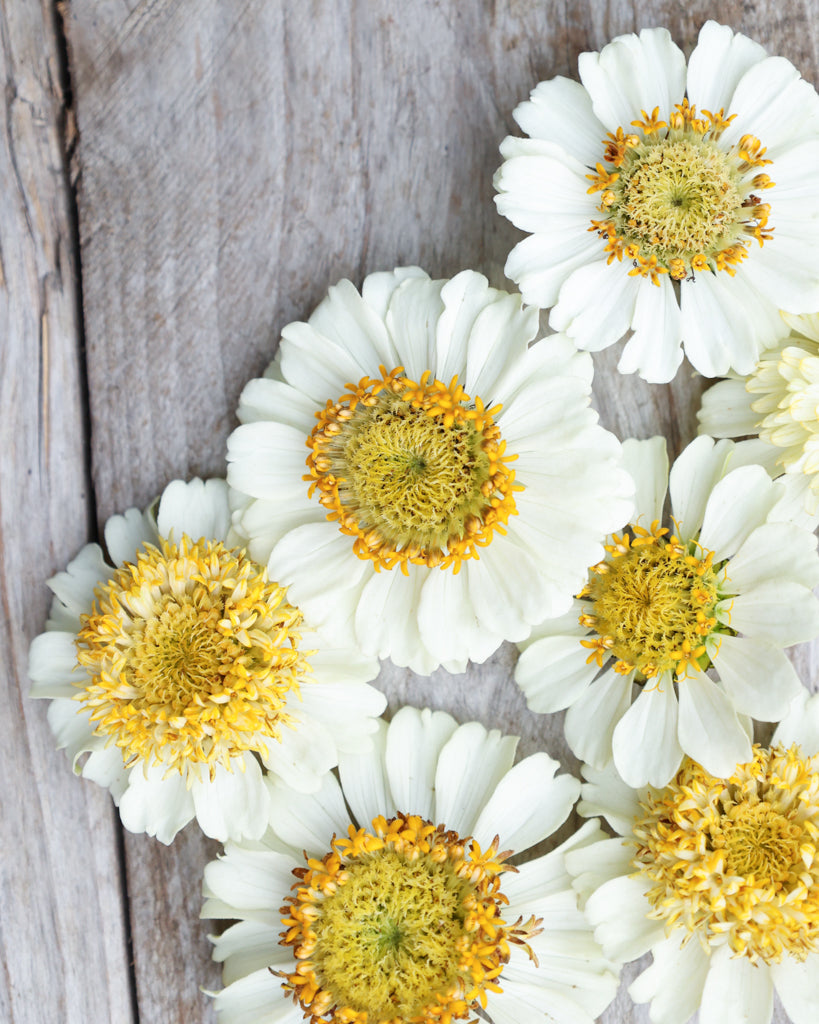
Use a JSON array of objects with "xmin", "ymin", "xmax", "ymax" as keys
[
  {"xmin": 278, "ymin": 813, "xmax": 542, "ymax": 1023},
  {"xmin": 633, "ymin": 747, "xmax": 819, "ymax": 963},
  {"xmin": 587, "ymin": 101, "xmax": 774, "ymax": 283},
  {"xmin": 305, "ymin": 366, "xmax": 520, "ymax": 572},
  {"xmin": 579, "ymin": 521, "xmax": 724, "ymax": 678},
  {"xmin": 76, "ymin": 536, "xmax": 309, "ymax": 777}
]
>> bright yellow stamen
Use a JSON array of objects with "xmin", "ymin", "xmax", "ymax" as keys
[
  {"xmin": 305, "ymin": 366, "xmax": 521, "ymax": 574},
  {"xmin": 76, "ymin": 536, "xmax": 309, "ymax": 779},
  {"xmin": 588, "ymin": 101, "xmax": 774, "ymax": 283},
  {"xmin": 634, "ymin": 746, "xmax": 819, "ymax": 963},
  {"xmin": 578, "ymin": 520, "xmax": 728, "ymax": 678},
  {"xmin": 278, "ymin": 813, "xmax": 542, "ymax": 1023}
]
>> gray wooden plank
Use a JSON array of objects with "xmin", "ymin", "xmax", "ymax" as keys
[
  {"xmin": 0, "ymin": 2, "xmax": 134, "ymax": 1021},
  {"xmin": 64, "ymin": 0, "xmax": 819, "ymax": 1021}
]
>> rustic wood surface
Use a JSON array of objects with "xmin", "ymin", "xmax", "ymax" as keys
[{"xmin": 4, "ymin": 0, "xmax": 819, "ymax": 1020}]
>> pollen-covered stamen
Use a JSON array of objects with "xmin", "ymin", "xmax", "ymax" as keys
[
  {"xmin": 76, "ymin": 536, "xmax": 309, "ymax": 779},
  {"xmin": 578, "ymin": 520, "xmax": 728, "ymax": 679},
  {"xmin": 633, "ymin": 746, "xmax": 819, "ymax": 963},
  {"xmin": 587, "ymin": 101, "xmax": 775, "ymax": 283},
  {"xmin": 305, "ymin": 366, "xmax": 521, "ymax": 574},
  {"xmin": 277, "ymin": 813, "xmax": 541, "ymax": 1024}
]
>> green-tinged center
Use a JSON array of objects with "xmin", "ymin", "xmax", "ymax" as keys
[{"xmin": 580, "ymin": 523, "xmax": 723, "ymax": 678}]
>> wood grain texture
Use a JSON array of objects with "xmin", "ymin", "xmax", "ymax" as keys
[
  {"xmin": 11, "ymin": 0, "xmax": 811, "ymax": 1021},
  {"xmin": 0, "ymin": 1, "xmax": 133, "ymax": 1021}
]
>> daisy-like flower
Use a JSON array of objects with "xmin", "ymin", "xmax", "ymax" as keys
[
  {"xmin": 226, "ymin": 267, "xmax": 632, "ymax": 675},
  {"xmin": 28, "ymin": 478, "xmax": 385, "ymax": 844},
  {"xmin": 699, "ymin": 312, "xmax": 819, "ymax": 516},
  {"xmin": 515, "ymin": 435, "xmax": 819, "ymax": 788},
  {"xmin": 202, "ymin": 705, "xmax": 619, "ymax": 1024},
  {"xmin": 494, "ymin": 21, "xmax": 819, "ymax": 383},
  {"xmin": 568, "ymin": 688, "xmax": 819, "ymax": 1024}
]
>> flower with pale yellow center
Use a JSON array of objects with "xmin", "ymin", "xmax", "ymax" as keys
[
  {"xmin": 202, "ymin": 706, "xmax": 620, "ymax": 1024},
  {"xmin": 28, "ymin": 478, "xmax": 384, "ymax": 844},
  {"xmin": 568, "ymin": 688, "xmax": 819, "ymax": 1024},
  {"xmin": 227, "ymin": 267, "xmax": 632, "ymax": 675},
  {"xmin": 516, "ymin": 435, "xmax": 819, "ymax": 788},
  {"xmin": 495, "ymin": 21, "xmax": 819, "ymax": 383}
]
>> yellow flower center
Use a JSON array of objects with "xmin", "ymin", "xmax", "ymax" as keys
[
  {"xmin": 633, "ymin": 746, "xmax": 819, "ymax": 963},
  {"xmin": 76, "ymin": 536, "xmax": 310, "ymax": 778},
  {"xmin": 579, "ymin": 521, "xmax": 726, "ymax": 678},
  {"xmin": 278, "ymin": 813, "xmax": 542, "ymax": 1024},
  {"xmin": 587, "ymin": 101, "xmax": 774, "ymax": 283},
  {"xmin": 305, "ymin": 366, "xmax": 521, "ymax": 572}
]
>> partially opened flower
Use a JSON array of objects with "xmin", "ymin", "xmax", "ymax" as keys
[
  {"xmin": 28, "ymin": 478, "xmax": 384, "ymax": 844},
  {"xmin": 515, "ymin": 435, "xmax": 819, "ymax": 788},
  {"xmin": 226, "ymin": 267, "xmax": 632, "ymax": 674},
  {"xmin": 202, "ymin": 706, "xmax": 619, "ymax": 1024},
  {"xmin": 699, "ymin": 311, "xmax": 819, "ymax": 516},
  {"xmin": 494, "ymin": 21, "xmax": 819, "ymax": 382},
  {"xmin": 568, "ymin": 689, "xmax": 819, "ymax": 1024}
]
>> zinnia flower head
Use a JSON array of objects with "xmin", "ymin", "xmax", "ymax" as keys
[
  {"xmin": 515, "ymin": 435, "xmax": 819, "ymax": 788},
  {"xmin": 494, "ymin": 21, "xmax": 819, "ymax": 383},
  {"xmin": 568, "ymin": 689, "xmax": 819, "ymax": 1024},
  {"xmin": 226, "ymin": 267, "xmax": 632, "ymax": 675},
  {"xmin": 202, "ymin": 705, "xmax": 620, "ymax": 1024},
  {"xmin": 28, "ymin": 478, "xmax": 385, "ymax": 844},
  {"xmin": 699, "ymin": 311, "xmax": 819, "ymax": 517}
]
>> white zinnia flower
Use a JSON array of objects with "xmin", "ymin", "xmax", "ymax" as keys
[
  {"xmin": 699, "ymin": 311, "xmax": 819, "ymax": 516},
  {"xmin": 515, "ymin": 435, "xmax": 819, "ymax": 788},
  {"xmin": 494, "ymin": 21, "xmax": 819, "ymax": 383},
  {"xmin": 28, "ymin": 478, "xmax": 385, "ymax": 845},
  {"xmin": 568, "ymin": 688, "xmax": 819, "ymax": 1024},
  {"xmin": 202, "ymin": 705, "xmax": 620, "ymax": 1024},
  {"xmin": 226, "ymin": 267, "xmax": 632, "ymax": 675}
]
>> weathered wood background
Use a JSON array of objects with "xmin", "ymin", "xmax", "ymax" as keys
[{"xmin": 4, "ymin": 0, "xmax": 819, "ymax": 1020}]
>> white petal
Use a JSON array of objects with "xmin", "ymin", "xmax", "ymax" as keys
[
  {"xmin": 629, "ymin": 933, "xmax": 711, "ymax": 1024},
  {"xmin": 433, "ymin": 270, "xmax": 504, "ymax": 384},
  {"xmin": 260, "ymin": 714, "xmax": 337, "ymax": 792},
  {"xmin": 564, "ymin": 667, "xmax": 634, "ymax": 769},
  {"xmin": 686, "ymin": 21, "xmax": 767, "ymax": 113},
  {"xmin": 235, "ymin": 376, "xmax": 316, "ymax": 431},
  {"xmin": 118, "ymin": 765, "xmax": 195, "ymax": 844},
  {"xmin": 265, "ymin": 772, "xmax": 349, "ymax": 854},
  {"xmin": 212, "ymin": 920, "xmax": 292, "ymax": 987},
  {"xmin": 104, "ymin": 507, "xmax": 156, "ymax": 566},
  {"xmin": 46, "ymin": 699, "xmax": 98, "ymax": 767},
  {"xmin": 726, "ymin": 581, "xmax": 819, "ymax": 646},
  {"xmin": 81, "ymin": 746, "xmax": 130, "ymax": 803},
  {"xmin": 577, "ymin": 761, "xmax": 645, "ymax": 837},
  {"xmin": 503, "ymin": 225, "xmax": 603, "ymax": 310},
  {"xmin": 585, "ymin": 874, "xmax": 665, "ymax": 962},
  {"xmin": 226, "ymin": 422, "xmax": 310, "ymax": 502},
  {"xmin": 213, "ymin": 967, "xmax": 297, "ymax": 1024},
  {"xmin": 307, "ymin": 276, "xmax": 398, "ymax": 371},
  {"xmin": 698, "ymin": 465, "xmax": 779, "ymax": 561},
  {"xmin": 509, "ymin": 819, "xmax": 606, "ymax": 904},
  {"xmin": 360, "ymin": 266, "xmax": 429, "ymax": 321},
  {"xmin": 714, "ymin": 634, "xmax": 803, "ymax": 720},
  {"xmin": 699, "ymin": 944, "xmax": 774, "ymax": 1024},
  {"xmin": 622, "ymin": 436, "xmax": 668, "ymax": 525},
  {"xmin": 773, "ymin": 689, "xmax": 819, "ymax": 754},
  {"xmin": 578, "ymin": 28, "xmax": 686, "ymax": 133},
  {"xmin": 384, "ymin": 275, "xmax": 445, "ymax": 381},
  {"xmin": 514, "ymin": 635, "xmax": 598, "ymax": 713},
  {"xmin": 417, "ymin": 567, "xmax": 502, "ymax": 669},
  {"xmin": 295, "ymin": 680, "xmax": 385, "ymax": 754},
  {"xmin": 565, "ymin": 834, "xmax": 634, "ymax": 906},
  {"xmin": 47, "ymin": 543, "xmax": 111, "ymax": 621},
  {"xmin": 354, "ymin": 564, "xmax": 434, "ymax": 672},
  {"xmin": 472, "ymin": 753, "xmax": 580, "ymax": 854},
  {"xmin": 677, "ymin": 670, "xmax": 752, "ymax": 776},
  {"xmin": 512, "ymin": 76, "xmax": 607, "ymax": 163},
  {"xmin": 466, "ymin": 538, "xmax": 553, "ymax": 642},
  {"xmin": 337, "ymin": 720, "xmax": 394, "ymax": 826},
  {"xmin": 384, "ymin": 706, "xmax": 458, "ymax": 822},
  {"xmin": 190, "ymin": 755, "xmax": 269, "ymax": 842},
  {"xmin": 619, "ymin": 274, "xmax": 683, "ymax": 383},
  {"xmin": 203, "ymin": 845, "xmax": 295, "ymax": 917},
  {"xmin": 770, "ymin": 951, "xmax": 819, "ymax": 1024},
  {"xmin": 278, "ymin": 321, "xmax": 372, "ymax": 405},
  {"xmin": 669, "ymin": 436, "xmax": 735, "ymax": 542},
  {"xmin": 28, "ymin": 631, "xmax": 82, "ymax": 699},
  {"xmin": 463, "ymin": 289, "xmax": 537, "ymax": 399},
  {"xmin": 612, "ymin": 676, "xmax": 684, "ymax": 787},
  {"xmin": 433, "ymin": 722, "xmax": 518, "ymax": 836},
  {"xmin": 726, "ymin": 522, "xmax": 819, "ymax": 591},
  {"xmin": 156, "ymin": 477, "xmax": 231, "ymax": 543},
  {"xmin": 680, "ymin": 272, "xmax": 760, "ymax": 377},
  {"xmin": 550, "ymin": 260, "xmax": 640, "ymax": 353}
]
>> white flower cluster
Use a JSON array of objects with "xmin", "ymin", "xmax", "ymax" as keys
[{"xmin": 27, "ymin": 21, "xmax": 819, "ymax": 1024}]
